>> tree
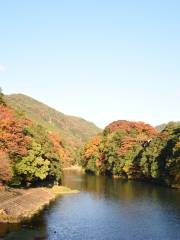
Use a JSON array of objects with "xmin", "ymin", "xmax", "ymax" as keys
[
  {"xmin": 48, "ymin": 132, "xmax": 69, "ymax": 167},
  {"xmin": 15, "ymin": 125, "xmax": 63, "ymax": 185},
  {"xmin": 0, "ymin": 95, "xmax": 63, "ymax": 186},
  {"xmin": 139, "ymin": 122, "xmax": 180, "ymax": 186},
  {"xmin": 80, "ymin": 120, "xmax": 159, "ymax": 179},
  {"xmin": 15, "ymin": 141, "xmax": 50, "ymax": 183},
  {"xmin": 0, "ymin": 151, "xmax": 12, "ymax": 184}
]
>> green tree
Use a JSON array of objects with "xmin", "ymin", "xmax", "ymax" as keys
[{"xmin": 15, "ymin": 141, "xmax": 50, "ymax": 183}]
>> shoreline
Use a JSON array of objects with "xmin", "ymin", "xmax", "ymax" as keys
[
  {"xmin": 63, "ymin": 165, "xmax": 84, "ymax": 172},
  {"xmin": 0, "ymin": 186, "xmax": 79, "ymax": 223}
]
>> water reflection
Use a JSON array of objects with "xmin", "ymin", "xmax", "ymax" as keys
[
  {"xmin": 1, "ymin": 169, "xmax": 180, "ymax": 240},
  {"xmin": 63, "ymin": 169, "xmax": 180, "ymax": 209}
]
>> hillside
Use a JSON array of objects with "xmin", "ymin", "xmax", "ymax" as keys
[{"xmin": 5, "ymin": 94, "xmax": 101, "ymax": 151}]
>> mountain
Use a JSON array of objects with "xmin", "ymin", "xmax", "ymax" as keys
[{"xmin": 5, "ymin": 94, "xmax": 101, "ymax": 152}]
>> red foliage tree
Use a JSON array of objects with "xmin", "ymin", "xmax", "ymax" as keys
[
  {"xmin": 48, "ymin": 132, "xmax": 69, "ymax": 166},
  {"xmin": 104, "ymin": 120, "xmax": 158, "ymax": 157},
  {"xmin": 105, "ymin": 120, "xmax": 157, "ymax": 137},
  {"xmin": 0, "ymin": 105, "xmax": 31, "ymax": 158}
]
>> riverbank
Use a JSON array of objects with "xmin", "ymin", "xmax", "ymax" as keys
[
  {"xmin": 0, "ymin": 186, "xmax": 79, "ymax": 223},
  {"xmin": 63, "ymin": 165, "xmax": 84, "ymax": 172}
]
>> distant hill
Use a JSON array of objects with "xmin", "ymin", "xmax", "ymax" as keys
[
  {"xmin": 5, "ymin": 94, "xmax": 101, "ymax": 150},
  {"xmin": 156, "ymin": 122, "xmax": 180, "ymax": 132},
  {"xmin": 155, "ymin": 123, "xmax": 167, "ymax": 132}
]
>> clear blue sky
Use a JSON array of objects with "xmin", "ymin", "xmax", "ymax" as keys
[{"xmin": 0, "ymin": 1, "xmax": 179, "ymax": 128}]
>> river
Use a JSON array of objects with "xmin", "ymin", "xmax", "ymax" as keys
[{"xmin": 1, "ymin": 169, "xmax": 180, "ymax": 240}]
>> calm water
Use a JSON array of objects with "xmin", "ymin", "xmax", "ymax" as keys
[{"xmin": 1, "ymin": 170, "xmax": 180, "ymax": 240}]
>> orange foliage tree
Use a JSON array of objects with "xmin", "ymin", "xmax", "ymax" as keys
[
  {"xmin": 48, "ymin": 132, "xmax": 70, "ymax": 167},
  {"xmin": 0, "ymin": 105, "xmax": 31, "ymax": 158}
]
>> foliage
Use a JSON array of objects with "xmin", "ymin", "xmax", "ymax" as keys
[
  {"xmin": 155, "ymin": 121, "xmax": 180, "ymax": 132},
  {"xmin": 0, "ymin": 151, "xmax": 12, "ymax": 183},
  {"xmin": 80, "ymin": 120, "xmax": 180, "ymax": 187},
  {"xmin": 139, "ymin": 122, "xmax": 180, "ymax": 187},
  {"xmin": 5, "ymin": 94, "xmax": 101, "ymax": 166},
  {"xmin": 48, "ymin": 132, "xmax": 70, "ymax": 167},
  {"xmin": 0, "ymin": 91, "xmax": 63, "ymax": 186},
  {"xmin": 15, "ymin": 141, "xmax": 50, "ymax": 182},
  {"xmin": 0, "ymin": 105, "xmax": 31, "ymax": 159},
  {"xmin": 81, "ymin": 121, "xmax": 157, "ymax": 175}
]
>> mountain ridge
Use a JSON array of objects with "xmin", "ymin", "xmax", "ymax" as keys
[{"xmin": 5, "ymin": 93, "xmax": 101, "ymax": 150}]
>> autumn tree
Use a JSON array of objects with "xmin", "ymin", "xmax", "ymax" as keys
[
  {"xmin": 0, "ymin": 91, "xmax": 63, "ymax": 186},
  {"xmin": 80, "ymin": 120, "xmax": 180, "ymax": 188},
  {"xmin": 0, "ymin": 151, "xmax": 12, "ymax": 184},
  {"xmin": 80, "ymin": 120, "xmax": 159, "ymax": 179}
]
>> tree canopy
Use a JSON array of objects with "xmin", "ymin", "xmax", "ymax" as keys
[
  {"xmin": 0, "ymin": 92, "xmax": 63, "ymax": 186},
  {"xmin": 79, "ymin": 120, "xmax": 180, "ymax": 188}
]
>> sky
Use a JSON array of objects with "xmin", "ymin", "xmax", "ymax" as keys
[{"xmin": 0, "ymin": 0, "xmax": 179, "ymax": 128}]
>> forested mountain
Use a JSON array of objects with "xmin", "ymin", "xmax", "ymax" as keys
[
  {"xmin": 5, "ymin": 94, "xmax": 101, "ymax": 163},
  {"xmin": 79, "ymin": 120, "xmax": 180, "ymax": 188}
]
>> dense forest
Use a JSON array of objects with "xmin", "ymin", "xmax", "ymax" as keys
[{"xmin": 79, "ymin": 120, "xmax": 180, "ymax": 188}]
